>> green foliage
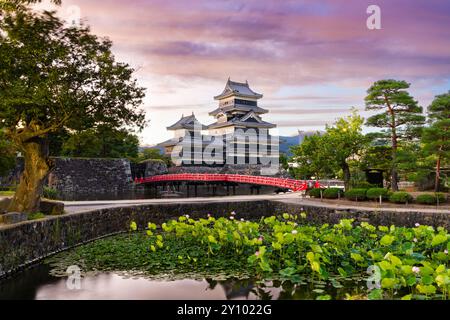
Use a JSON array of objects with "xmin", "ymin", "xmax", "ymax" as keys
[
  {"xmin": 366, "ymin": 188, "xmax": 389, "ymax": 200},
  {"xmin": 0, "ymin": 9, "xmax": 146, "ymax": 136},
  {"xmin": 415, "ymin": 193, "xmax": 447, "ymax": 204},
  {"xmin": 323, "ymin": 188, "xmax": 343, "ymax": 199},
  {"xmin": 389, "ymin": 192, "xmax": 413, "ymax": 204},
  {"xmin": 48, "ymin": 215, "xmax": 450, "ymax": 300},
  {"xmin": 61, "ymin": 126, "xmax": 140, "ymax": 159},
  {"xmin": 360, "ymin": 144, "xmax": 392, "ymax": 172},
  {"xmin": 308, "ymin": 188, "xmax": 324, "ymax": 198},
  {"xmin": 435, "ymin": 193, "xmax": 447, "ymax": 203},
  {"xmin": 421, "ymin": 92, "xmax": 450, "ymax": 191},
  {"xmin": 364, "ymin": 80, "xmax": 425, "ymax": 190},
  {"xmin": 353, "ymin": 181, "xmax": 379, "ymax": 189},
  {"xmin": 344, "ymin": 188, "xmax": 367, "ymax": 201},
  {"xmin": 43, "ymin": 187, "xmax": 58, "ymax": 200},
  {"xmin": 416, "ymin": 194, "xmax": 437, "ymax": 205},
  {"xmin": 290, "ymin": 111, "xmax": 368, "ymax": 189},
  {"xmin": 27, "ymin": 212, "xmax": 45, "ymax": 220},
  {"xmin": 290, "ymin": 133, "xmax": 334, "ymax": 180},
  {"xmin": 137, "ymin": 148, "xmax": 172, "ymax": 166},
  {"xmin": 0, "ymin": 129, "xmax": 16, "ymax": 176},
  {"xmin": 365, "ymin": 80, "xmax": 425, "ymax": 139}
]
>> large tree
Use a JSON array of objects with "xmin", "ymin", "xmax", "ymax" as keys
[
  {"xmin": 291, "ymin": 112, "xmax": 367, "ymax": 190},
  {"xmin": 290, "ymin": 133, "xmax": 335, "ymax": 181},
  {"xmin": 0, "ymin": 128, "xmax": 16, "ymax": 176},
  {"xmin": 365, "ymin": 80, "xmax": 425, "ymax": 191},
  {"xmin": 0, "ymin": 8, "xmax": 146, "ymax": 213},
  {"xmin": 422, "ymin": 92, "xmax": 450, "ymax": 191},
  {"xmin": 323, "ymin": 111, "xmax": 367, "ymax": 190},
  {"xmin": 61, "ymin": 126, "xmax": 140, "ymax": 159}
]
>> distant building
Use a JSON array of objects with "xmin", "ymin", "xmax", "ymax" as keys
[{"xmin": 158, "ymin": 79, "xmax": 278, "ymax": 167}]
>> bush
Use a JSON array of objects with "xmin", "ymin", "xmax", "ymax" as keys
[
  {"xmin": 344, "ymin": 189, "xmax": 367, "ymax": 201},
  {"xmin": 308, "ymin": 188, "xmax": 324, "ymax": 198},
  {"xmin": 43, "ymin": 187, "xmax": 58, "ymax": 200},
  {"xmin": 323, "ymin": 188, "xmax": 344, "ymax": 199},
  {"xmin": 352, "ymin": 181, "xmax": 379, "ymax": 189},
  {"xmin": 435, "ymin": 193, "xmax": 447, "ymax": 203},
  {"xmin": 366, "ymin": 188, "xmax": 389, "ymax": 200},
  {"xmin": 389, "ymin": 192, "xmax": 413, "ymax": 204},
  {"xmin": 415, "ymin": 194, "xmax": 436, "ymax": 205},
  {"xmin": 28, "ymin": 212, "xmax": 46, "ymax": 220}
]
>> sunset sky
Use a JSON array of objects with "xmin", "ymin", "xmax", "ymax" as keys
[{"xmin": 38, "ymin": 0, "xmax": 450, "ymax": 146}]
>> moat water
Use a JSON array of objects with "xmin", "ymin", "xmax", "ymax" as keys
[{"xmin": 0, "ymin": 263, "xmax": 366, "ymax": 300}]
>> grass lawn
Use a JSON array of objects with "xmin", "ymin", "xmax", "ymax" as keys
[{"xmin": 0, "ymin": 191, "xmax": 15, "ymax": 196}]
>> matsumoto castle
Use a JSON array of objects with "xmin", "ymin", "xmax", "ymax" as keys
[{"xmin": 158, "ymin": 79, "xmax": 279, "ymax": 167}]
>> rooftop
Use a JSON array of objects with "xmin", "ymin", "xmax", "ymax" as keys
[
  {"xmin": 214, "ymin": 78, "xmax": 263, "ymax": 100},
  {"xmin": 166, "ymin": 113, "xmax": 207, "ymax": 131}
]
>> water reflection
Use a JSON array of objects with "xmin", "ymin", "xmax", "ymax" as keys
[{"xmin": 0, "ymin": 264, "xmax": 361, "ymax": 300}]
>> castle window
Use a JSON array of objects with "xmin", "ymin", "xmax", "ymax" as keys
[{"xmin": 235, "ymin": 99, "xmax": 257, "ymax": 106}]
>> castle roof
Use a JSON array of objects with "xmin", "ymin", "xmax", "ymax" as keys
[
  {"xmin": 207, "ymin": 111, "xmax": 276, "ymax": 130},
  {"xmin": 214, "ymin": 78, "xmax": 263, "ymax": 100},
  {"xmin": 209, "ymin": 105, "xmax": 268, "ymax": 117},
  {"xmin": 166, "ymin": 113, "xmax": 206, "ymax": 130}
]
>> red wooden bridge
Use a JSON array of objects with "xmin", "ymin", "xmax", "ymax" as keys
[{"xmin": 134, "ymin": 174, "xmax": 322, "ymax": 192}]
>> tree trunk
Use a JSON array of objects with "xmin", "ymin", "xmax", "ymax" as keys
[
  {"xmin": 435, "ymin": 154, "xmax": 441, "ymax": 192},
  {"xmin": 8, "ymin": 136, "xmax": 52, "ymax": 213},
  {"xmin": 386, "ymin": 95, "xmax": 399, "ymax": 191},
  {"xmin": 342, "ymin": 161, "xmax": 351, "ymax": 191}
]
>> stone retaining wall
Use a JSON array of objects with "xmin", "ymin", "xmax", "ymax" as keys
[
  {"xmin": 47, "ymin": 158, "xmax": 133, "ymax": 194},
  {"xmin": 1, "ymin": 157, "xmax": 169, "ymax": 196},
  {"xmin": 0, "ymin": 199, "xmax": 449, "ymax": 279}
]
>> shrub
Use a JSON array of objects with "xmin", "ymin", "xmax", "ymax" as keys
[
  {"xmin": 43, "ymin": 187, "xmax": 58, "ymax": 200},
  {"xmin": 435, "ymin": 193, "xmax": 447, "ymax": 203},
  {"xmin": 352, "ymin": 181, "xmax": 379, "ymax": 189},
  {"xmin": 366, "ymin": 188, "xmax": 389, "ymax": 200},
  {"xmin": 344, "ymin": 189, "xmax": 367, "ymax": 201},
  {"xmin": 415, "ymin": 194, "xmax": 436, "ymax": 205},
  {"xmin": 28, "ymin": 212, "xmax": 46, "ymax": 220},
  {"xmin": 389, "ymin": 192, "xmax": 413, "ymax": 204},
  {"xmin": 308, "ymin": 188, "xmax": 324, "ymax": 198},
  {"xmin": 323, "ymin": 188, "xmax": 344, "ymax": 199}
]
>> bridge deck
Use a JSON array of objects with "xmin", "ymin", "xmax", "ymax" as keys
[{"xmin": 135, "ymin": 174, "xmax": 321, "ymax": 192}]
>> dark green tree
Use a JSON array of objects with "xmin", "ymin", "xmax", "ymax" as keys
[
  {"xmin": 0, "ymin": 129, "xmax": 16, "ymax": 176},
  {"xmin": 0, "ymin": 8, "xmax": 146, "ymax": 213},
  {"xmin": 365, "ymin": 80, "xmax": 425, "ymax": 191},
  {"xmin": 422, "ymin": 92, "xmax": 450, "ymax": 191},
  {"xmin": 323, "ymin": 111, "xmax": 367, "ymax": 190},
  {"xmin": 61, "ymin": 127, "xmax": 140, "ymax": 159},
  {"xmin": 290, "ymin": 133, "xmax": 335, "ymax": 180},
  {"xmin": 137, "ymin": 148, "xmax": 172, "ymax": 166}
]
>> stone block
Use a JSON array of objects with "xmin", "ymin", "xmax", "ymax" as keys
[
  {"xmin": 0, "ymin": 212, "xmax": 28, "ymax": 224},
  {"xmin": 39, "ymin": 200, "xmax": 65, "ymax": 216},
  {"xmin": 0, "ymin": 197, "xmax": 12, "ymax": 214}
]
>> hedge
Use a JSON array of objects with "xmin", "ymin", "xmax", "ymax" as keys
[
  {"xmin": 435, "ymin": 193, "xmax": 447, "ymax": 203},
  {"xmin": 308, "ymin": 188, "xmax": 324, "ymax": 198},
  {"xmin": 389, "ymin": 192, "xmax": 413, "ymax": 204},
  {"xmin": 366, "ymin": 188, "xmax": 389, "ymax": 200},
  {"xmin": 344, "ymin": 188, "xmax": 367, "ymax": 201},
  {"xmin": 415, "ymin": 194, "xmax": 436, "ymax": 205},
  {"xmin": 323, "ymin": 188, "xmax": 344, "ymax": 199}
]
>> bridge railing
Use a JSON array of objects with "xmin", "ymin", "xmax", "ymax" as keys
[{"xmin": 134, "ymin": 173, "xmax": 324, "ymax": 192}]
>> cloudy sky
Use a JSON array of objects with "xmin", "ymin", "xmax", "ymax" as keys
[{"xmin": 38, "ymin": 0, "xmax": 450, "ymax": 146}]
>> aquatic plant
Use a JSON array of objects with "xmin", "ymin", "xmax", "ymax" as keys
[{"xmin": 48, "ymin": 213, "xmax": 449, "ymax": 300}]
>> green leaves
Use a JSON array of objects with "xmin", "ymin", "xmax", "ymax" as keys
[
  {"xmin": 380, "ymin": 235, "xmax": 395, "ymax": 246},
  {"xmin": 49, "ymin": 215, "xmax": 450, "ymax": 300},
  {"xmin": 129, "ymin": 221, "xmax": 137, "ymax": 232},
  {"xmin": 431, "ymin": 234, "xmax": 447, "ymax": 247}
]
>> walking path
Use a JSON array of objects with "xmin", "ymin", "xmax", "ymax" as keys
[
  {"xmin": 63, "ymin": 193, "xmax": 298, "ymax": 213},
  {"xmin": 62, "ymin": 193, "xmax": 450, "ymax": 214}
]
